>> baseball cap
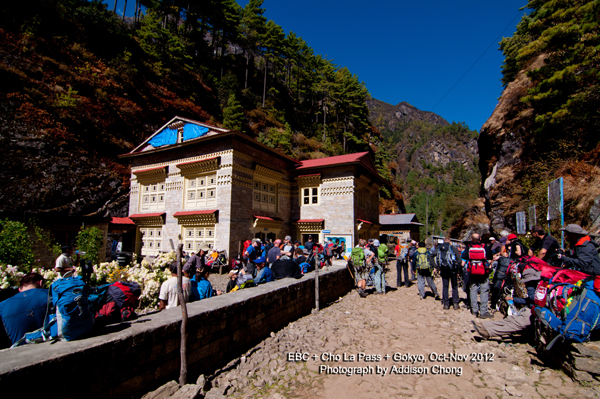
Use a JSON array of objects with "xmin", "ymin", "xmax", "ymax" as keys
[
  {"xmin": 373, "ymin": 239, "xmax": 380, "ymax": 247},
  {"xmin": 507, "ymin": 233, "xmax": 518, "ymax": 240},
  {"xmin": 560, "ymin": 224, "xmax": 589, "ymax": 235},
  {"xmin": 255, "ymin": 256, "xmax": 266, "ymax": 264}
]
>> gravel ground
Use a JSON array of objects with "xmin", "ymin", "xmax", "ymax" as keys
[{"xmin": 201, "ymin": 261, "xmax": 599, "ymax": 399}]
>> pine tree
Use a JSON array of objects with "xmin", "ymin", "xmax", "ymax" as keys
[{"xmin": 223, "ymin": 94, "xmax": 244, "ymax": 131}]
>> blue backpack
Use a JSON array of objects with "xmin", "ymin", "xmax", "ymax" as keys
[
  {"xmin": 534, "ymin": 278, "xmax": 600, "ymax": 350},
  {"xmin": 13, "ymin": 276, "xmax": 94, "ymax": 346},
  {"xmin": 299, "ymin": 262, "xmax": 310, "ymax": 274}
]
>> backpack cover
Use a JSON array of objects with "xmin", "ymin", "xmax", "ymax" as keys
[
  {"xmin": 534, "ymin": 278, "xmax": 600, "ymax": 349},
  {"xmin": 377, "ymin": 245, "xmax": 388, "ymax": 264},
  {"xmin": 415, "ymin": 248, "xmax": 430, "ymax": 271},
  {"xmin": 436, "ymin": 245, "xmax": 457, "ymax": 270},
  {"xmin": 17, "ymin": 276, "xmax": 94, "ymax": 345},
  {"xmin": 468, "ymin": 244, "xmax": 487, "ymax": 275},
  {"xmin": 351, "ymin": 247, "xmax": 365, "ymax": 270}
]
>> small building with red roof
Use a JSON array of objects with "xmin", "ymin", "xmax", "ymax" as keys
[{"xmin": 120, "ymin": 116, "xmax": 383, "ymax": 259}]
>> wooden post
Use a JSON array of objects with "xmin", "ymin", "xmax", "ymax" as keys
[
  {"xmin": 176, "ymin": 243, "xmax": 188, "ymax": 386},
  {"xmin": 314, "ymin": 248, "xmax": 320, "ymax": 311}
]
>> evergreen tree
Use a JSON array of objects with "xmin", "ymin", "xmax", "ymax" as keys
[{"xmin": 223, "ymin": 94, "xmax": 244, "ymax": 131}]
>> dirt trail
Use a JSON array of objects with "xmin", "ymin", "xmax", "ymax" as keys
[{"xmin": 207, "ymin": 261, "xmax": 600, "ymax": 399}]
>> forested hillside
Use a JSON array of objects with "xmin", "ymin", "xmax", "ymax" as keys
[
  {"xmin": 0, "ymin": 0, "xmax": 382, "ymax": 216},
  {"xmin": 368, "ymin": 99, "xmax": 480, "ymax": 237},
  {"xmin": 479, "ymin": 0, "xmax": 600, "ymax": 234}
]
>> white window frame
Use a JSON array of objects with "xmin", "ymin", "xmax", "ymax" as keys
[
  {"xmin": 182, "ymin": 226, "xmax": 216, "ymax": 252},
  {"xmin": 140, "ymin": 227, "xmax": 163, "ymax": 256},
  {"xmin": 139, "ymin": 181, "xmax": 166, "ymax": 211},
  {"xmin": 253, "ymin": 179, "xmax": 277, "ymax": 212},
  {"xmin": 185, "ymin": 173, "xmax": 217, "ymax": 209},
  {"xmin": 301, "ymin": 186, "xmax": 319, "ymax": 206}
]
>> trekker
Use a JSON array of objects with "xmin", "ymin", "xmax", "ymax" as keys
[
  {"xmin": 559, "ymin": 224, "xmax": 600, "ymax": 275},
  {"xmin": 351, "ymin": 239, "xmax": 371, "ymax": 298},
  {"xmin": 191, "ymin": 265, "xmax": 223, "ymax": 301},
  {"xmin": 395, "ymin": 239, "xmax": 410, "ymax": 288},
  {"xmin": 506, "ymin": 233, "xmax": 528, "ymax": 260},
  {"xmin": 158, "ymin": 262, "xmax": 191, "ymax": 310},
  {"xmin": 407, "ymin": 240, "xmax": 418, "ymax": 281},
  {"xmin": 304, "ymin": 235, "xmax": 315, "ymax": 252},
  {"xmin": 254, "ymin": 257, "xmax": 274, "ymax": 285},
  {"xmin": 472, "ymin": 269, "xmax": 540, "ymax": 339},
  {"xmin": 528, "ymin": 225, "xmax": 560, "ymax": 265},
  {"xmin": 244, "ymin": 238, "xmax": 261, "ymax": 277},
  {"xmin": 413, "ymin": 242, "xmax": 439, "ymax": 300},
  {"xmin": 0, "ymin": 273, "xmax": 48, "ymax": 346},
  {"xmin": 55, "ymin": 245, "xmax": 80, "ymax": 276},
  {"xmin": 267, "ymin": 239, "xmax": 282, "ymax": 264},
  {"xmin": 183, "ymin": 243, "xmax": 209, "ymax": 277},
  {"xmin": 432, "ymin": 237, "xmax": 461, "ymax": 310},
  {"xmin": 373, "ymin": 239, "xmax": 388, "ymax": 295},
  {"xmin": 462, "ymin": 233, "xmax": 493, "ymax": 319},
  {"xmin": 281, "ymin": 236, "xmax": 294, "ymax": 260}
]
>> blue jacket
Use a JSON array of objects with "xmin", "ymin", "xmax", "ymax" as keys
[
  {"xmin": 0, "ymin": 288, "xmax": 48, "ymax": 345},
  {"xmin": 191, "ymin": 276, "xmax": 215, "ymax": 300},
  {"xmin": 255, "ymin": 266, "xmax": 274, "ymax": 285}
]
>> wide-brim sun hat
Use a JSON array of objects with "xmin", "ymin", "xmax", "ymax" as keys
[{"xmin": 560, "ymin": 224, "xmax": 589, "ymax": 235}]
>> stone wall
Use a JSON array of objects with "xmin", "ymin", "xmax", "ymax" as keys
[{"xmin": 0, "ymin": 265, "xmax": 354, "ymax": 399}]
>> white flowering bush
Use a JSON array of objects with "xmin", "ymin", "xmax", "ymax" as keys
[{"xmin": 0, "ymin": 265, "xmax": 24, "ymax": 289}]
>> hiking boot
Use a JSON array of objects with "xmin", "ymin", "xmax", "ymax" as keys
[
  {"xmin": 374, "ymin": 291, "xmax": 384, "ymax": 295},
  {"xmin": 479, "ymin": 313, "xmax": 494, "ymax": 319},
  {"xmin": 471, "ymin": 321, "xmax": 491, "ymax": 339},
  {"xmin": 443, "ymin": 304, "xmax": 450, "ymax": 310},
  {"xmin": 453, "ymin": 304, "xmax": 460, "ymax": 310},
  {"xmin": 471, "ymin": 310, "xmax": 479, "ymax": 317},
  {"xmin": 434, "ymin": 295, "xmax": 441, "ymax": 301},
  {"xmin": 358, "ymin": 288, "xmax": 367, "ymax": 298}
]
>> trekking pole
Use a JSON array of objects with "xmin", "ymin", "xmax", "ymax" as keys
[
  {"xmin": 176, "ymin": 243, "xmax": 188, "ymax": 386},
  {"xmin": 314, "ymin": 248, "xmax": 320, "ymax": 312}
]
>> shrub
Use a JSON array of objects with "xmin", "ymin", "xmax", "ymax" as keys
[
  {"xmin": 76, "ymin": 226, "xmax": 104, "ymax": 265},
  {"xmin": 0, "ymin": 219, "xmax": 34, "ymax": 270}
]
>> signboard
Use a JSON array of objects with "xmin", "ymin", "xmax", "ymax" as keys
[
  {"xmin": 528, "ymin": 205, "xmax": 537, "ymax": 230},
  {"xmin": 516, "ymin": 211, "xmax": 526, "ymax": 235},
  {"xmin": 321, "ymin": 230, "xmax": 331, "ymax": 234}
]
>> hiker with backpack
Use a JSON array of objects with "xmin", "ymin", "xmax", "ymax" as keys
[
  {"xmin": 407, "ymin": 240, "xmax": 418, "ymax": 281},
  {"xmin": 0, "ymin": 273, "xmax": 47, "ymax": 346},
  {"xmin": 373, "ymin": 239, "xmax": 388, "ymax": 295},
  {"xmin": 506, "ymin": 233, "xmax": 529, "ymax": 260},
  {"xmin": 558, "ymin": 224, "xmax": 600, "ymax": 275},
  {"xmin": 413, "ymin": 242, "xmax": 440, "ymax": 300},
  {"xmin": 462, "ymin": 233, "xmax": 493, "ymax": 319},
  {"xmin": 395, "ymin": 239, "xmax": 410, "ymax": 288},
  {"xmin": 472, "ymin": 268, "xmax": 541, "ymax": 339},
  {"xmin": 350, "ymin": 239, "xmax": 372, "ymax": 298},
  {"xmin": 432, "ymin": 237, "xmax": 461, "ymax": 310}
]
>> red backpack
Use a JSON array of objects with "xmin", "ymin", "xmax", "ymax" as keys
[{"xmin": 468, "ymin": 244, "xmax": 487, "ymax": 275}]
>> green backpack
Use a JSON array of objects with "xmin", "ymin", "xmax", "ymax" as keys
[
  {"xmin": 351, "ymin": 247, "xmax": 365, "ymax": 269},
  {"xmin": 415, "ymin": 248, "xmax": 430, "ymax": 271},
  {"xmin": 377, "ymin": 245, "xmax": 388, "ymax": 263}
]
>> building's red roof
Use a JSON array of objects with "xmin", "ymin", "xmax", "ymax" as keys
[
  {"xmin": 296, "ymin": 219, "xmax": 324, "ymax": 223},
  {"xmin": 173, "ymin": 210, "xmax": 217, "ymax": 217},
  {"xmin": 132, "ymin": 166, "xmax": 166, "ymax": 174},
  {"xmin": 254, "ymin": 215, "xmax": 274, "ymax": 220},
  {"xmin": 357, "ymin": 219, "xmax": 373, "ymax": 224},
  {"xmin": 110, "ymin": 217, "xmax": 135, "ymax": 225},
  {"xmin": 296, "ymin": 152, "xmax": 370, "ymax": 170},
  {"xmin": 129, "ymin": 213, "xmax": 166, "ymax": 218},
  {"xmin": 176, "ymin": 157, "xmax": 219, "ymax": 168}
]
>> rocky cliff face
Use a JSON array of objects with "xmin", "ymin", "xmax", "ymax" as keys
[{"xmin": 478, "ymin": 53, "xmax": 600, "ymax": 234}]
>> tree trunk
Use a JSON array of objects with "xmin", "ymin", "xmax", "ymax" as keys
[
  {"xmin": 262, "ymin": 58, "xmax": 267, "ymax": 108},
  {"xmin": 176, "ymin": 244, "xmax": 188, "ymax": 386},
  {"xmin": 122, "ymin": 0, "xmax": 127, "ymax": 21},
  {"xmin": 245, "ymin": 53, "xmax": 249, "ymax": 89},
  {"xmin": 113, "ymin": 0, "xmax": 117, "ymax": 13}
]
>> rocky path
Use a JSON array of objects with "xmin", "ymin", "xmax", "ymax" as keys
[{"xmin": 204, "ymin": 262, "xmax": 599, "ymax": 399}]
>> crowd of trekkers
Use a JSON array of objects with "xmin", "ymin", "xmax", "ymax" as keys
[
  {"xmin": 2, "ymin": 223, "xmax": 600, "ymax": 355},
  {"xmin": 157, "ymin": 235, "xmax": 348, "ymax": 310},
  {"xmin": 379, "ymin": 223, "xmax": 600, "ymax": 348}
]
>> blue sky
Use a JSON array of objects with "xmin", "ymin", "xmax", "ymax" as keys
[{"xmin": 109, "ymin": 0, "xmax": 528, "ymax": 132}]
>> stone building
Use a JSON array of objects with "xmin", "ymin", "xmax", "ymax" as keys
[
  {"xmin": 121, "ymin": 116, "xmax": 383, "ymax": 259},
  {"xmin": 379, "ymin": 213, "xmax": 423, "ymax": 243}
]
